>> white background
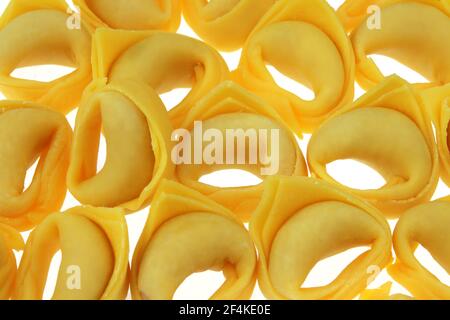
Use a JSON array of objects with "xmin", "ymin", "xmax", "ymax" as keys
[{"xmin": 1, "ymin": 0, "xmax": 449, "ymax": 299}]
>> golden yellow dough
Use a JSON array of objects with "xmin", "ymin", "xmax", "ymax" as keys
[
  {"xmin": 388, "ymin": 199, "xmax": 450, "ymax": 299},
  {"xmin": 250, "ymin": 176, "xmax": 392, "ymax": 300},
  {"xmin": 14, "ymin": 206, "xmax": 129, "ymax": 300},
  {"xmin": 175, "ymin": 81, "xmax": 307, "ymax": 222},
  {"xmin": 74, "ymin": 0, "xmax": 181, "ymax": 31},
  {"xmin": 0, "ymin": 224, "xmax": 24, "ymax": 300},
  {"xmin": 91, "ymin": 28, "xmax": 229, "ymax": 128},
  {"xmin": 307, "ymin": 76, "xmax": 438, "ymax": 217},
  {"xmin": 422, "ymin": 84, "xmax": 450, "ymax": 186},
  {"xmin": 0, "ymin": 101, "xmax": 72, "ymax": 231},
  {"xmin": 359, "ymin": 282, "xmax": 414, "ymax": 300},
  {"xmin": 67, "ymin": 79, "xmax": 174, "ymax": 211},
  {"xmin": 232, "ymin": 0, "xmax": 355, "ymax": 135},
  {"xmin": 131, "ymin": 180, "xmax": 257, "ymax": 300},
  {"xmin": 0, "ymin": 0, "xmax": 92, "ymax": 114},
  {"xmin": 182, "ymin": 0, "xmax": 275, "ymax": 51},
  {"xmin": 338, "ymin": 0, "xmax": 450, "ymax": 89}
]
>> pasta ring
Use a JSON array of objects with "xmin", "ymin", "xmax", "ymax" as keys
[
  {"xmin": 339, "ymin": 0, "xmax": 450, "ymax": 89},
  {"xmin": 233, "ymin": 0, "xmax": 355, "ymax": 134},
  {"xmin": 250, "ymin": 176, "xmax": 392, "ymax": 300},
  {"xmin": 175, "ymin": 81, "xmax": 307, "ymax": 222},
  {"xmin": 307, "ymin": 76, "xmax": 439, "ymax": 217},
  {"xmin": 131, "ymin": 180, "xmax": 257, "ymax": 300},
  {"xmin": 14, "ymin": 206, "xmax": 129, "ymax": 300},
  {"xmin": 0, "ymin": 223, "xmax": 24, "ymax": 300},
  {"xmin": 0, "ymin": 100, "xmax": 72, "ymax": 231},
  {"xmin": 388, "ymin": 199, "xmax": 450, "ymax": 299},
  {"xmin": 91, "ymin": 28, "xmax": 229, "ymax": 128},
  {"xmin": 74, "ymin": 0, "xmax": 181, "ymax": 32},
  {"xmin": 182, "ymin": 0, "xmax": 275, "ymax": 51},
  {"xmin": 422, "ymin": 84, "xmax": 450, "ymax": 186},
  {"xmin": 359, "ymin": 282, "xmax": 414, "ymax": 300},
  {"xmin": 0, "ymin": 0, "xmax": 92, "ymax": 114},
  {"xmin": 67, "ymin": 78, "xmax": 174, "ymax": 211}
]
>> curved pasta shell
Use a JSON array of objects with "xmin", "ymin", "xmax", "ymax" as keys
[
  {"xmin": 174, "ymin": 81, "xmax": 307, "ymax": 222},
  {"xmin": 13, "ymin": 206, "xmax": 129, "ymax": 300},
  {"xmin": 388, "ymin": 199, "xmax": 450, "ymax": 299},
  {"xmin": 359, "ymin": 282, "xmax": 414, "ymax": 300},
  {"xmin": 182, "ymin": 0, "xmax": 275, "ymax": 51},
  {"xmin": 0, "ymin": 101, "xmax": 72, "ymax": 231},
  {"xmin": 91, "ymin": 28, "xmax": 229, "ymax": 128},
  {"xmin": 0, "ymin": 0, "xmax": 92, "ymax": 114},
  {"xmin": 339, "ymin": 0, "xmax": 450, "ymax": 89},
  {"xmin": 250, "ymin": 176, "xmax": 392, "ymax": 300},
  {"xmin": 74, "ymin": 0, "xmax": 181, "ymax": 32},
  {"xmin": 233, "ymin": 0, "xmax": 355, "ymax": 135},
  {"xmin": 0, "ymin": 223, "xmax": 24, "ymax": 300},
  {"xmin": 67, "ymin": 78, "xmax": 174, "ymax": 211},
  {"xmin": 131, "ymin": 180, "xmax": 257, "ymax": 300},
  {"xmin": 308, "ymin": 76, "xmax": 439, "ymax": 217}
]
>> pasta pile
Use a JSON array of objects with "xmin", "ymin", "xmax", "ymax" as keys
[{"xmin": 0, "ymin": 0, "xmax": 449, "ymax": 300}]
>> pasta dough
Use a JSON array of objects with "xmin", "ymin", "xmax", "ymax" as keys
[
  {"xmin": 67, "ymin": 79, "xmax": 174, "ymax": 211},
  {"xmin": 0, "ymin": 101, "xmax": 72, "ymax": 231},
  {"xmin": 74, "ymin": 0, "xmax": 181, "ymax": 31},
  {"xmin": 175, "ymin": 81, "xmax": 307, "ymax": 222},
  {"xmin": 13, "ymin": 206, "xmax": 129, "ymax": 300},
  {"xmin": 389, "ymin": 200, "xmax": 450, "ymax": 300},
  {"xmin": 339, "ymin": 0, "xmax": 450, "ymax": 89},
  {"xmin": 359, "ymin": 282, "xmax": 414, "ymax": 300},
  {"xmin": 250, "ymin": 176, "xmax": 392, "ymax": 300},
  {"xmin": 0, "ymin": 0, "xmax": 92, "ymax": 114},
  {"xmin": 233, "ymin": 0, "xmax": 355, "ymax": 134},
  {"xmin": 182, "ymin": 0, "xmax": 275, "ymax": 51},
  {"xmin": 91, "ymin": 28, "xmax": 229, "ymax": 128},
  {"xmin": 308, "ymin": 76, "xmax": 439, "ymax": 217},
  {"xmin": 0, "ymin": 223, "xmax": 24, "ymax": 300},
  {"xmin": 131, "ymin": 180, "xmax": 257, "ymax": 300}
]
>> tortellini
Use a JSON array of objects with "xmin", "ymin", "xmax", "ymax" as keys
[
  {"xmin": 67, "ymin": 79, "xmax": 174, "ymax": 211},
  {"xmin": 339, "ymin": 0, "xmax": 450, "ymax": 89},
  {"xmin": 389, "ymin": 200, "xmax": 450, "ymax": 300},
  {"xmin": 14, "ymin": 206, "xmax": 129, "ymax": 300},
  {"xmin": 233, "ymin": 0, "xmax": 355, "ymax": 134},
  {"xmin": 74, "ymin": 0, "xmax": 181, "ymax": 32},
  {"xmin": 131, "ymin": 180, "xmax": 257, "ymax": 300},
  {"xmin": 250, "ymin": 176, "xmax": 392, "ymax": 300},
  {"xmin": 308, "ymin": 76, "xmax": 439, "ymax": 217},
  {"xmin": 0, "ymin": 0, "xmax": 92, "ymax": 114},
  {"xmin": 91, "ymin": 28, "xmax": 229, "ymax": 128},
  {"xmin": 359, "ymin": 282, "xmax": 414, "ymax": 300},
  {"xmin": 0, "ymin": 101, "xmax": 72, "ymax": 231},
  {"xmin": 182, "ymin": 0, "xmax": 275, "ymax": 51},
  {"xmin": 0, "ymin": 223, "xmax": 23, "ymax": 300},
  {"xmin": 174, "ymin": 81, "xmax": 308, "ymax": 221}
]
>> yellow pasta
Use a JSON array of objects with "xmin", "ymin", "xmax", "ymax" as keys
[
  {"xmin": 308, "ymin": 76, "xmax": 438, "ymax": 217},
  {"xmin": 131, "ymin": 180, "xmax": 257, "ymax": 300},
  {"xmin": 250, "ymin": 176, "xmax": 392, "ymax": 300},
  {"xmin": 174, "ymin": 81, "xmax": 307, "ymax": 222},
  {"xmin": 67, "ymin": 79, "xmax": 174, "ymax": 211},
  {"xmin": 14, "ymin": 206, "xmax": 129, "ymax": 300},
  {"xmin": 233, "ymin": 0, "xmax": 355, "ymax": 135},
  {"xmin": 0, "ymin": 223, "xmax": 24, "ymax": 300},
  {"xmin": 0, "ymin": 101, "xmax": 72, "ymax": 231},
  {"xmin": 359, "ymin": 282, "xmax": 414, "ymax": 300},
  {"xmin": 0, "ymin": 0, "xmax": 92, "ymax": 114},
  {"xmin": 74, "ymin": 0, "xmax": 181, "ymax": 32},
  {"xmin": 182, "ymin": 0, "xmax": 275, "ymax": 51},
  {"xmin": 91, "ymin": 28, "xmax": 229, "ymax": 128},
  {"xmin": 388, "ymin": 199, "xmax": 450, "ymax": 300},
  {"xmin": 339, "ymin": 0, "xmax": 450, "ymax": 89}
]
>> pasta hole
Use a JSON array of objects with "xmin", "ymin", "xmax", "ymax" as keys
[
  {"xmin": 199, "ymin": 169, "xmax": 262, "ymax": 187},
  {"xmin": 173, "ymin": 270, "xmax": 225, "ymax": 300},
  {"xmin": 160, "ymin": 88, "xmax": 191, "ymax": 112},
  {"xmin": 23, "ymin": 157, "xmax": 40, "ymax": 192},
  {"xmin": 43, "ymin": 250, "xmax": 62, "ymax": 300},
  {"xmin": 326, "ymin": 160, "xmax": 386, "ymax": 190},
  {"xmin": 414, "ymin": 245, "xmax": 450, "ymax": 286},
  {"xmin": 369, "ymin": 54, "xmax": 429, "ymax": 84},
  {"xmin": 10, "ymin": 65, "xmax": 76, "ymax": 83},
  {"xmin": 302, "ymin": 246, "xmax": 371, "ymax": 288},
  {"xmin": 266, "ymin": 65, "xmax": 316, "ymax": 101},
  {"xmin": 327, "ymin": 0, "xmax": 346, "ymax": 9},
  {"xmin": 96, "ymin": 133, "xmax": 107, "ymax": 174}
]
